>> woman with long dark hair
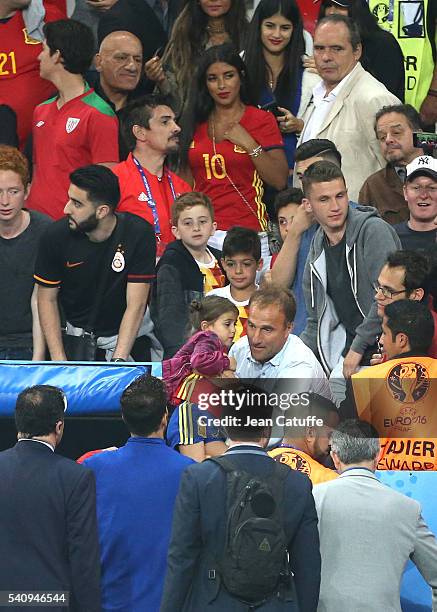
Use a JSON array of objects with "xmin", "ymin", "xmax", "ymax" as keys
[
  {"xmin": 180, "ymin": 43, "xmax": 288, "ymax": 253},
  {"xmin": 316, "ymin": 0, "xmax": 404, "ymax": 100},
  {"xmin": 145, "ymin": 0, "xmax": 248, "ymax": 113},
  {"xmin": 244, "ymin": 0, "xmax": 320, "ymax": 168}
]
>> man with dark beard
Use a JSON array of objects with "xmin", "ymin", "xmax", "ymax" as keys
[
  {"xmin": 113, "ymin": 94, "xmax": 191, "ymax": 258},
  {"xmin": 35, "ymin": 164, "xmax": 156, "ymax": 361}
]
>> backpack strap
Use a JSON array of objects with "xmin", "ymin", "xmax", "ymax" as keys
[
  {"xmin": 209, "ymin": 452, "xmax": 290, "ymax": 482},
  {"xmin": 209, "ymin": 449, "xmax": 269, "ymax": 474},
  {"xmin": 208, "ymin": 455, "xmax": 241, "ymax": 474}
]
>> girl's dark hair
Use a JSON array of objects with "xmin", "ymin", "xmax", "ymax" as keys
[
  {"xmin": 162, "ymin": 0, "xmax": 248, "ymax": 94},
  {"xmin": 180, "ymin": 43, "xmax": 256, "ymax": 167},
  {"xmin": 318, "ymin": 0, "xmax": 382, "ymax": 39},
  {"xmin": 244, "ymin": 0, "xmax": 305, "ymax": 109},
  {"xmin": 188, "ymin": 296, "xmax": 239, "ymax": 333}
]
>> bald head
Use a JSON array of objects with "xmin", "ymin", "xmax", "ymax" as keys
[
  {"xmin": 96, "ymin": 31, "xmax": 143, "ymax": 103},
  {"xmin": 99, "ymin": 31, "xmax": 142, "ymax": 55}
]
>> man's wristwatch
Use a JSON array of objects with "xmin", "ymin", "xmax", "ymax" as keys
[{"xmin": 111, "ymin": 357, "xmax": 126, "ymax": 363}]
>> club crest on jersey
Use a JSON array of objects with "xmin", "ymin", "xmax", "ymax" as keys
[
  {"xmin": 66, "ymin": 118, "xmax": 80, "ymax": 133},
  {"xmin": 23, "ymin": 28, "xmax": 41, "ymax": 45},
  {"xmin": 112, "ymin": 248, "xmax": 125, "ymax": 272},
  {"xmin": 234, "ymin": 145, "xmax": 247, "ymax": 154}
]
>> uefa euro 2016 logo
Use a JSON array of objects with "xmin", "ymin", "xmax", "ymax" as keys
[
  {"xmin": 387, "ymin": 362, "xmax": 430, "ymax": 403},
  {"xmin": 275, "ymin": 451, "xmax": 311, "ymax": 478}
]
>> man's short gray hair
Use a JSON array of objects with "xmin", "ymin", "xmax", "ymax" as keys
[{"xmin": 330, "ymin": 420, "xmax": 380, "ymax": 464}]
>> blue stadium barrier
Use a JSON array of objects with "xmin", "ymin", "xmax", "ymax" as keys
[
  {"xmin": 379, "ymin": 470, "xmax": 437, "ymax": 611},
  {"xmin": 0, "ymin": 361, "xmax": 162, "ymax": 416}
]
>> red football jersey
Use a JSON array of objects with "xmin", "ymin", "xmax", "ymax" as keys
[
  {"xmin": 27, "ymin": 87, "xmax": 119, "ymax": 219},
  {"xmin": 189, "ymin": 106, "xmax": 283, "ymax": 232},
  {"xmin": 113, "ymin": 153, "xmax": 192, "ymax": 249},
  {"xmin": 0, "ymin": 5, "xmax": 66, "ymax": 148}
]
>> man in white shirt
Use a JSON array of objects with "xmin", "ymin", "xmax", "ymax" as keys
[
  {"xmin": 298, "ymin": 14, "xmax": 400, "ymax": 201},
  {"xmin": 229, "ymin": 286, "xmax": 331, "ymax": 400}
]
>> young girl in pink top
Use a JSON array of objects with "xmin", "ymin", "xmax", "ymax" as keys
[{"xmin": 163, "ymin": 295, "xmax": 239, "ymax": 405}]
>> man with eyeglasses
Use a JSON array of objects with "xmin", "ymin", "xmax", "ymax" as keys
[
  {"xmin": 374, "ymin": 250, "xmax": 437, "ymax": 358},
  {"xmin": 394, "ymin": 155, "xmax": 437, "ymax": 251}
]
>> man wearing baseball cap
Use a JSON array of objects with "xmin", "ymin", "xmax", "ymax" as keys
[{"xmin": 394, "ymin": 155, "xmax": 437, "ymax": 251}]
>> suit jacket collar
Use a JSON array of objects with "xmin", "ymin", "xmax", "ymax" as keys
[
  {"xmin": 15, "ymin": 439, "xmax": 55, "ymax": 453},
  {"xmin": 226, "ymin": 444, "xmax": 267, "ymax": 454},
  {"xmin": 339, "ymin": 467, "xmax": 378, "ymax": 480}
]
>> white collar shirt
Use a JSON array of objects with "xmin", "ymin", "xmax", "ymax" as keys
[
  {"xmin": 302, "ymin": 63, "xmax": 360, "ymax": 143},
  {"xmin": 17, "ymin": 438, "xmax": 55, "ymax": 452},
  {"xmin": 229, "ymin": 334, "xmax": 331, "ymax": 399}
]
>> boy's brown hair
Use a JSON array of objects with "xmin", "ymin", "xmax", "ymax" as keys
[{"xmin": 171, "ymin": 191, "xmax": 215, "ymax": 225}]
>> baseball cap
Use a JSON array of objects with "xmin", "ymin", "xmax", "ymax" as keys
[
  {"xmin": 405, "ymin": 155, "xmax": 437, "ymax": 182},
  {"xmin": 315, "ymin": 0, "xmax": 352, "ymax": 8}
]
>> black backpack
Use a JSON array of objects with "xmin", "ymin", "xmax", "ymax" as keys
[{"xmin": 210, "ymin": 450, "xmax": 292, "ymax": 605}]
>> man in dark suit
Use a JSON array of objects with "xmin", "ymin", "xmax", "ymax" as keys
[
  {"xmin": 0, "ymin": 385, "xmax": 101, "ymax": 612},
  {"xmin": 160, "ymin": 386, "xmax": 321, "ymax": 612}
]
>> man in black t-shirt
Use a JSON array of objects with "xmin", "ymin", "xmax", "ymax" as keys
[
  {"xmin": 35, "ymin": 164, "xmax": 156, "ymax": 361},
  {"xmin": 0, "ymin": 145, "xmax": 51, "ymax": 360},
  {"xmin": 394, "ymin": 155, "xmax": 437, "ymax": 252}
]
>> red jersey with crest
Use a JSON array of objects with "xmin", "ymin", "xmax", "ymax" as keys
[
  {"xmin": 189, "ymin": 106, "xmax": 283, "ymax": 232},
  {"xmin": 113, "ymin": 153, "xmax": 192, "ymax": 253},
  {"xmin": 0, "ymin": 4, "xmax": 66, "ymax": 148},
  {"xmin": 27, "ymin": 86, "xmax": 119, "ymax": 220}
]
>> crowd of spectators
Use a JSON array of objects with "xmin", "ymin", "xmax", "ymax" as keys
[{"xmin": 2, "ymin": 0, "xmax": 437, "ymax": 609}]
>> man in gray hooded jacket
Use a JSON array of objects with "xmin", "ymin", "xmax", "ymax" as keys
[{"xmin": 300, "ymin": 161, "xmax": 401, "ymax": 397}]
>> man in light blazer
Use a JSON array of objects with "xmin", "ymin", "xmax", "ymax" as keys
[
  {"xmin": 298, "ymin": 14, "xmax": 400, "ymax": 201},
  {"xmin": 0, "ymin": 385, "xmax": 101, "ymax": 612},
  {"xmin": 313, "ymin": 419, "xmax": 437, "ymax": 612}
]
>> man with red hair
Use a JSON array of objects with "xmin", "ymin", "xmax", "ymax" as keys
[{"xmin": 0, "ymin": 145, "xmax": 51, "ymax": 359}]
